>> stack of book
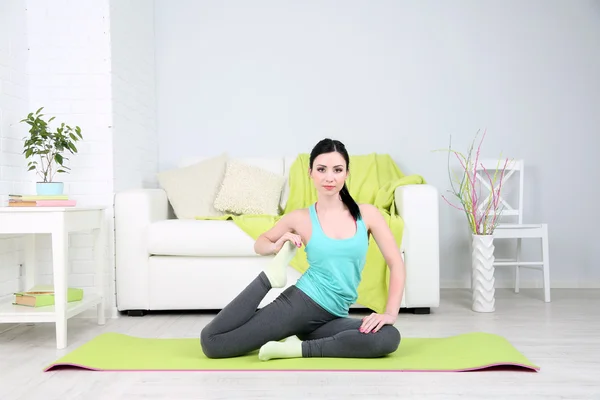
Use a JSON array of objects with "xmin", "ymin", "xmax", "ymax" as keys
[
  {"xmin": 7, "ymin": 194, "xmax": 77, "ymax": 207},
  {"xmin": 13, "ymin": 285, "xmax": 84, "ymax": 307}
]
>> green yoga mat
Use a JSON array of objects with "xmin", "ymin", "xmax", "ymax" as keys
[{"xmin": 44, "ymin": 332, "xmax": 539, "ymax": 372}]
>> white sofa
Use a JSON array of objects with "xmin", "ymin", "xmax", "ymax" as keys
[{"xmin": 114, "ymin": 155, "xmax": 440, "ymax": 316}]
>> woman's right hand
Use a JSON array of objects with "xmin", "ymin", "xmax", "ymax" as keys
[{"xmin": 273, "ymin": 232, "xmax": 303, "ymax": 253}]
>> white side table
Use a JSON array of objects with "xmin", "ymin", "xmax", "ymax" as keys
[{"xmin": 0, "ymin": 206, "xmax": 107, "ymax": 349}]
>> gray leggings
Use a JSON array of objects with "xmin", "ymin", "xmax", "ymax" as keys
[{"xmin": 200, "ymin": 272, "xmax": 401, "ymax": 359}]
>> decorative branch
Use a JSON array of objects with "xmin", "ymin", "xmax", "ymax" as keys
[{"xmin": 433, "ymin": 129, "xmax": 513, "ymax": 235}]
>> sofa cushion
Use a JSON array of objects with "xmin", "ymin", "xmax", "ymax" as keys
[
  {"xmin": 213, "ymin": 159, "xmax": 285, "ymax": 216},
  {"xmin": 179, "ymin": 156, "xmax": 284, "ymax": 175},
  {"xmin": 156, "ymin": 153, "xmax": 228, "ymax": 219},
  {"xmin": 147, "ymin": 219, "xmax": 258, "ymax": 257}
]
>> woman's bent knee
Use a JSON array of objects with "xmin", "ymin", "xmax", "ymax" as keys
[
  {"xmin": 200, "ymin": 326, "xmax": 223, "ymax": 359},
  {"xmin": 379, "ymin": 325, "xmax": 401, "ymax": 355},
  {"xmin": 200, "ymin": 326, "xmax": 259, "ymax": 359}
]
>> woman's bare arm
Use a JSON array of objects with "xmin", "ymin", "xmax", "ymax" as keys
[
  {"xmin": 254, "ymin": 211, "xmax": 302, "ymax": 255},
  {"xmin": 361, "ymin": 204, "xmax": 406, "ymax": 317}
]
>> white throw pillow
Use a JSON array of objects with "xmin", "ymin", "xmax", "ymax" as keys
[
  {"xmin": 213, "ymin": 160, "xmax": 285, "ymax": 215},
  {"xmin": 157, "ymin": 153, "xmax": 228, "ymax": 219}
]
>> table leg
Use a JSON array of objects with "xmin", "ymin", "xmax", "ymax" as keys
[
  {"xmin": 52, "ymin": 223, "xmax": 68, "ymax": 350},
  {"xmin": 24, "ymin": 234, "xmax": 36, "ymax": 291},
  {"xmin": 94, "ymin": 213, "xmax": 106, "ymax": 325}
]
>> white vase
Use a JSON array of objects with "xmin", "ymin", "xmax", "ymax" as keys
[{"xmin": 471, "ymin": 234, "xmax": 495, "ymax": 312}]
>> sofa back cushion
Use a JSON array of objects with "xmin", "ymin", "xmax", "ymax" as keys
[
  {"xmin": 178, "ymin": 155, "xmax": 287, "ymax": 216},
  {"xmin": 213, "ymin": 159, "xmax": 286, "ymax": 216},
  {"xmin": 179, "ymin": 156, "xmax": 284, "ymax": 175},
  {"xmin": 157, "ymin": 153, "xmax": 228, "ymax": 219}
]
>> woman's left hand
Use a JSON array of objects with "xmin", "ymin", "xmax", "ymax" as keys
[{"xmin": 359, "ymin": 312, "xmax": 397, "ymax": 334}]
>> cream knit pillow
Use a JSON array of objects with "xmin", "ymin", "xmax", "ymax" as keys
[{"xmin": 213, "ymin": 160, "xmax": 285, "ymax": 215}]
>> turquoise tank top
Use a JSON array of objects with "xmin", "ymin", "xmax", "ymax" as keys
[{"xmin": 295, "ymin": 203, "xmax": 369, "ymax": 317}]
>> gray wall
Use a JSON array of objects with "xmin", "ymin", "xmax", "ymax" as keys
[{"xmin": 154, "ymin": 0, "xmax": 600, "ymax": 288}]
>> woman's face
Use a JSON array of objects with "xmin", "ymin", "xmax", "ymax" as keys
[{"xmin": 309, "ymin": 152, "xmax": 348, "ymax": 197}]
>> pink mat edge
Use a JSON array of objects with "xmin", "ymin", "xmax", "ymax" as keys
[{"xmin": 44, "ymin": 362, "xmax": 540, "ymax": 373}]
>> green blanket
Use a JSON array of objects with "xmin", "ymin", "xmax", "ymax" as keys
[{"xmin": 196, "ymin": 153, "xmax": 426, "ymax": 313}]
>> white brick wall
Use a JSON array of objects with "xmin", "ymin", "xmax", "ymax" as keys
[
  {"xmin": 0, "ymin": 0, "xmax": 31, "ymax": 298},
  {"xmin": 110, "ymin": 0, "xmax": 158, "ymax": 193},
  {"xmin": 0, "ymin": 0, "xmax": 158, "ymax": 314},
  {"xmin": 26, "ymin": 0, "xmax": 114, "ymax": 204},
  {"xmin": 23, "ymin": 0, "xmax": 115, "ymax": 312}
]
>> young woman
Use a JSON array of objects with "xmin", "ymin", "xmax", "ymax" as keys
[{"xmin": 200, "ymin": 138, "xmax": 405, "ymax": 360}]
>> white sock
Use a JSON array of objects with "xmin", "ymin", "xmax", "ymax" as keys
[
  {"xmin": 258, "ymin": 335, "xmax": 303, "ymax": 361},
  {"xmin": 264, "ymin": 241, "xmax": 297, "ymax": 288},
  {"xmin": 283, "ymin": 335, "xmax": 301, "ymax": 342}
]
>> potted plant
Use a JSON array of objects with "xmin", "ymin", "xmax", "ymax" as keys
[
  {"xmin": 436, "ymin": 129, "xmax": 513, "ymax": 313},
  {"xmin": 20, "ymin": 107, "xmax": 83, "ymax": 195}
]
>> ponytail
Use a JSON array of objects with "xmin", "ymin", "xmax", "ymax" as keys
[{"xmin": 340, "ymin": 183, "xmax": 361, "ymax": 221}]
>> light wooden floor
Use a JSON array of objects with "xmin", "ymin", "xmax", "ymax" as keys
[{"xmin": 1, "ymin": 288, "xmax": 599, "ymax": 400}]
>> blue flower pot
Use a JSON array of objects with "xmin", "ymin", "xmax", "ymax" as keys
[{"xmin": 36, "ymin": 182, "xmax": 64, "ymax": 195}]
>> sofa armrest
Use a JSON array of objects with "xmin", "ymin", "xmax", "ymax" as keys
[
  {"xmin": 394, "ymin": 184, "xmax": 440, "ymax": 308},
  {"xmin": 114, "ymin": 188, "xmax": 169, "ymax": 311}
]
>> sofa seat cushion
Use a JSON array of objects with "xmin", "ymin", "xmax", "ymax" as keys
[{"xmin": 147, "ymin": 220, "xmax": 258, "ymax": 257}]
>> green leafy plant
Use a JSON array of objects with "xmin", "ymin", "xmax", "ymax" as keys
[{"xmin": 20, "ymin": 107, "xmax": 83, "ymax": 183}]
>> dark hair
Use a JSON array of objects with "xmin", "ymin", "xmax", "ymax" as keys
[{"xmin": 309, "ymin": 138, "xmax": 361, "ymax": 221}]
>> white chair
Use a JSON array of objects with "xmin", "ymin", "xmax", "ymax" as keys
[{"xmin": 475, "ymin": 159, "xmax": 550, "ymax": 302}]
